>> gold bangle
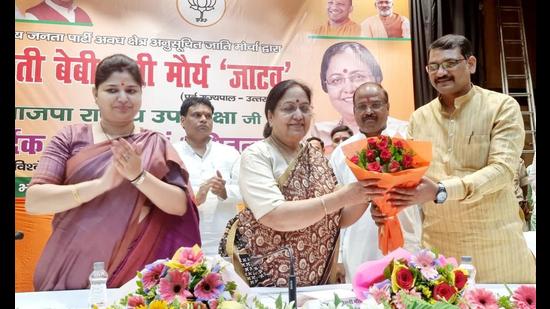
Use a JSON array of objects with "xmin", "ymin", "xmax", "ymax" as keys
[
  {"xmin": 320, "ymin": 197, "xmax": 328, "ymax": 225},
  {"xmin": 71, "ymin": 185, "xmax": 82, "ymax": 204}
]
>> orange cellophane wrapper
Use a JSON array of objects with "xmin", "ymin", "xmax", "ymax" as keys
[{"xmin": 342, "ymin": 137, "xmax": 432, "ymax": 255}]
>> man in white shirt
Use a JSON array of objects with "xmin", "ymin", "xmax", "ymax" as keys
[
  {"xmin": 173, "ymin": 96, "xmax": 241, "ymax": 256},
  {"xmin": 329, "ymin": 82, "xmax": 421, "ymax": 282}
]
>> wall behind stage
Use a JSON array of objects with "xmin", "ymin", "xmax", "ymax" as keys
[{"xmin": 15, "ymin": 0, "xmax": 414, "ymax": 291}]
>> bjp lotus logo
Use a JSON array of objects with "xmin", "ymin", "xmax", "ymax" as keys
[{"xmin": 177, "ymin": 0, "xmax": 226, "ymax": 27}]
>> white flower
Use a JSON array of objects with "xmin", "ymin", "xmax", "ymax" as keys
[{"xmin": 359, "ymin": 298, "xmax": 384, "ymax": 309}]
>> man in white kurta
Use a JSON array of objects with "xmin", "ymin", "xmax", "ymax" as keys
[
  {"xmin": 329, "ymin": 82, "xmax": 421, "ymax": 282},
  {"xmin": 174, "ymin": 97, "xmax": 242, "ymax": 256}
]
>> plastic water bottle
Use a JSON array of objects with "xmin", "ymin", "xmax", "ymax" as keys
[
  {"xmin": 459, "ymin": 256, "xmax": 476, "ymax": 287},
  {"xmin": 88, "ymin": 261, "xmax": 108, "ymax": 309}
]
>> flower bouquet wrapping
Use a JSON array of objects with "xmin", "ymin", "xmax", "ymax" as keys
[
  {"xmin": 107, "ymin": 245, "xmax": 250, "ymax": 309},
  {"xmin": 342, "ymin": 135, "xmax": 431, "ymax": 254}
]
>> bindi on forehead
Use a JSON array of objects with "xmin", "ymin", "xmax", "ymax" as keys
[{"xmin": 120, "ymin": 82, "xmax": 125, "ymax": 86}]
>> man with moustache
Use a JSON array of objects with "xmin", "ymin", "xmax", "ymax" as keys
[
  {"xmin": 361, "ymin": 0, "xmax": 410, "ymax": 38},
  {"xmin": 313, "ymin": 0, "xmax": 361, "ymax": 36},
  {"xmin": 25, "ymin": 0, "xmax": 92, "ymax": 23},
  {"xmin": 329, "ymin": 82, "xmax": 421, "ymax": 283},
  {"xmin": 173, "ymin": 96, "xmax": 242, "ymax": 257},
  {"xmin": 383, "ymin": 34, "xmax": 535, "ymax": 282}
]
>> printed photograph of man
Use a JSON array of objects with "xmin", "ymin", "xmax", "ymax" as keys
[
  {"xmin": 361, "ymin": 0, "xmax": 410, "ymax": 38},
  {"xmin": 312, "ymin": 0, "xmax": 361, "ymax": 36},
  {"xmin": 24, "ymin": 0, "xmax": 92, "ymax": 24}
]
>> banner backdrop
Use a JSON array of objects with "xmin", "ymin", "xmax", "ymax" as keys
[{"xmin": 15, "ymin": 0, "xmax": 413, "ymax": 291}]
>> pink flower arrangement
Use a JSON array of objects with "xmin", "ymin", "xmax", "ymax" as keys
[
  {"xmin": 459, "ymin": 285, "xmax": 536, "ymax": 309},
  {"xmin": 355, "ymin": 249, "xmax": 536, "ymax": 309},
  {"xmin": 111, "ymin": 245, "xmax": 239, "ymax": 309}
]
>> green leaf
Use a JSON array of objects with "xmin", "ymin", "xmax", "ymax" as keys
[
  {"xmin": 333, "ymin": 293, "xmax": 342, "ymax": 306},
  {"xmin": 253, "ymin": 296, "xmax": 269, "ymax": 309},
  {"xmin": 275, "ymin": 294, "xmax": 283, "ymax": 309},
  {"xmin": 225, "ymin": 281, "xmax": 237, "ymax": 293}
]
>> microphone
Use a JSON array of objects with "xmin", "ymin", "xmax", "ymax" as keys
[
  {"xmin": 15, "ymin": 231, "xmax": 24, "ymax": 240},
  {"xmin": 250, "ymin": 246, "xmax": 297, "ymax": 305}
]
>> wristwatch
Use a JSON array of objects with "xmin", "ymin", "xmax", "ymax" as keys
[{"xmin": 434, "ymin": 182, "xmax": 447, "ymax": 204}]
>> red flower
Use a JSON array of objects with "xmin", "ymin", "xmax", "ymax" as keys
[
  {"xmin": 395, "ymin": 268, "xmax": 414, "ymax": 290},
  {"xmin": 367, "ymin": 162, "xmax": 382, "ymax": 172},
  {"xmin": 394, "ymin": 140, "xmax": 404, "ymax": 149},
  {"xmin": 377, "ymin": 138, "xmax": 389, "ymax": 150},
  {"xmin": 433, "ymin": 282, "xmax": 457, "ymax": 301},
  {"xmin": 380, "ymin": 149, "xmax": 392, "ymax": 162},
  {"xmin": 367, "ymin": 137, "xmax": 377, "ymax": 147},
  {"xmin": 454, "ymin": 270, "xmax": 467, "ymax": 291},
  {"xmin": 403, "ymin": 154, "xmax": 413, "ymax": 168},
  {"xmin": 389, "ymin": 160, "xmax": 401, "ymax": 173},
  {"xmin": 367, "ymin": 149, "xmax": 376, "ymax": 162},
  {"xmin": 350, "ymin": 155, "xmax": 359, "ymax": 164}
]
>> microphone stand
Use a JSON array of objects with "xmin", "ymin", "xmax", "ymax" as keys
[{"xmin": 251, "ymin": 246, "xmax": 297, "ymax": 306}]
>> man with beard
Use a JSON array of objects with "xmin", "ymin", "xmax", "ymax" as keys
[
  {"xmin": 313, "ymin": 0, "xmax": 361, "ymax": 36},
  {"xmin": 361, "ymin": 0, "xmax": 409, "ymax": 38},
  {"xmin": 383, "ymin": 34, "xmax": 535, "ymax": 283},
  {"xmin": 329, "ymin": 82, "xmax": 421, "ymax": 283},
  {"xmin": 173, "ymin": 96, "xmax": 242, "ymax": 257}
]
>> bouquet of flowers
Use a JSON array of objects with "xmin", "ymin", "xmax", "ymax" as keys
[
  {"xmin": 342, "ymin": 135, "xmax": 431, "ymax": 254},
  {"xmin": 107, "ymin": 245, "xmax": 247, "ymax": 309},
  {"xmin": 351, "ymin": 248, "xmax": 465, "ymax": 308},
  {"xmin": 352, "ymin": 248, "xmax": 536, "ymax": 309}
]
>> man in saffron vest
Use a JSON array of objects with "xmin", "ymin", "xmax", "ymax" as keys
[
  {"xmin": 25, "ymin": 0, "xmax": 92, "ymax": 24},
  {"xmin": 312, "ymin": 0, "xmax": 361, "ymax": 36},
  {"xmin": 361, "ymin": 0, "xmax": 409, "ymax": 38}
]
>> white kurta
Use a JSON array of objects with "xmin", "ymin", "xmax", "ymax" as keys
[
  {"xmin": 329, "ymin": 117, "xmax": 422, "ymax": 282},
  {"xmin": 173, "ymin": 139, "xmax": 241, "ymax": 256}
]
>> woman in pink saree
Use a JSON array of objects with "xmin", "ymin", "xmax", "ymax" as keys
[{"xmin": 25, "ymin": 54, "xmax": 200, "ymax": 291}]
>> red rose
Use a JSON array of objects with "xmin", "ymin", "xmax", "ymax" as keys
[
  {"xmin": 367, "ymin": 161, "xmax": 382, "ymax": 172},
  {"xmin": 380, "ymin": 149, "xmax": 392, "ymax": 162},
  {"xmin": 389, "ymin": 160, "xmax": 401, "ymax": 172},
  {"xmin": 394, "ymin": 140, "xmax": 404, "ymax": 149},
  {"xmin": 454, "ymin": 270, "xmax": 467, "ymax": 291},
  {"xmin": 396, "ymin": 267, "xmax": 414, "ymax": 290},
  {"xmin": 377, "ymin": 138, "xmax": 389, "ymax": 150},
  {"xmin": 350, "ymin": 155, "xmax": 359, "ymax": 164},
  {"xmin": 403, "ymin": 154, "xmax": 413, "ymax": 168},
  {"xmin": 367, "ymin": 137, "xmax": 378, "ymax": 148},
  {"xmin": 433, "ymin": 282, "xmax": 457, "ymax": 301},
  {"xmin": 367, "ymin": 149, "xmax": 376, "ymax": 162}
]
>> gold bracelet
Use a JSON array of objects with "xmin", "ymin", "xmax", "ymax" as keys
[
  {"xmin": 320, "ymin": 197, "xmax": 328, "ymax": 225},
  {"xmin": 71, "ymin": 185, "xmax": 82, "ymax": 204}
]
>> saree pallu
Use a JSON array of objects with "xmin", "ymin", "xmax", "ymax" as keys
[
  {"xmin": 31, "ymin": 126, "xmax": 200, "ymax": 290},
  {"xmin": 220, "ymin": 143, "xmax": 341, "ymax": 287}
]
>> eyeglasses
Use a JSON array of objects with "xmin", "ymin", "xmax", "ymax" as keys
[
  {"xmin": 325, "ymin": 72, "xmax": 373, "ymax": 87},
  {"xmin": 279, "ymin": 103, "xmax": 313, "ymax": 115},
  {"xmin": 354, "ymin": 102, "xmax": 387, "ymax": 112},
  {"xmin": 425, "ymin": 58, "xmax": 466, "ymax": 73}
]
